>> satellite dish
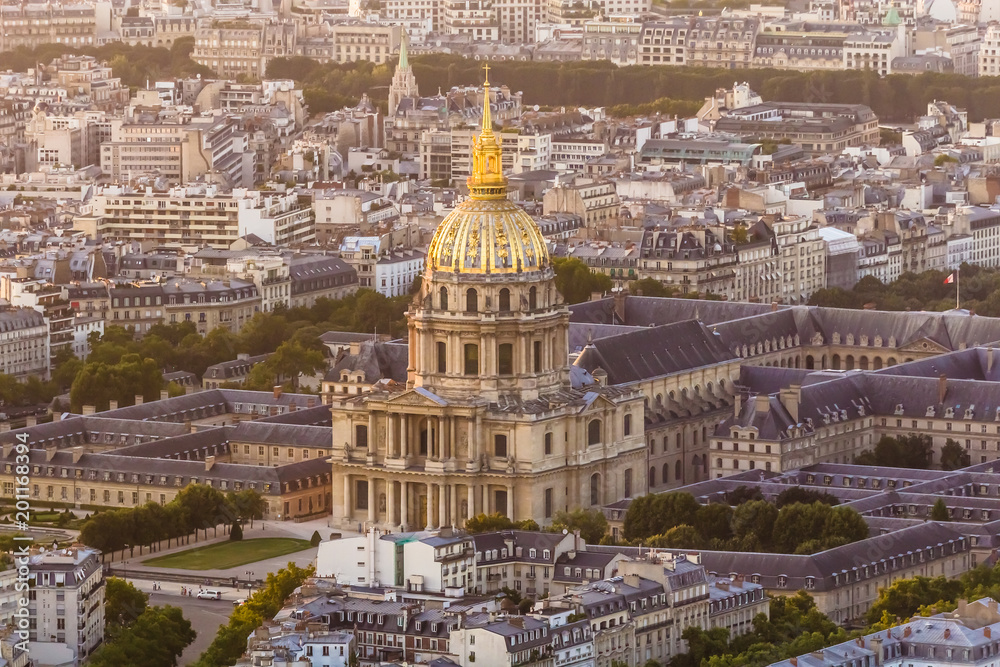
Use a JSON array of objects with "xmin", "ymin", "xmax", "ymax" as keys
[{"xmin": 533, "ymin": 105, "xmax": 540, "ymax": 112}]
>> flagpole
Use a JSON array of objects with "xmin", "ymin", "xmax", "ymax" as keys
[{"xmin": 957, "ymin": 267, "xmax": 960, "ymax": 310}]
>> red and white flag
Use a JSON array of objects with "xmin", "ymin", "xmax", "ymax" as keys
[{"xmin": 944, "ymin": 273, "xmax": 955, "ymax": 284}]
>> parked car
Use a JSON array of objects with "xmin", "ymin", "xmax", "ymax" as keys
[
  {"xmin": 196, "ymin": 589, "xmax": 223, "ymax": 600},
  {"xmin": 233, "ymin": 598, "xmax": 246, "ymax": 607}
]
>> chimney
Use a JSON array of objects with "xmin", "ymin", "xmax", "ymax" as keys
[
  {"xmin": 289, "ymin": 403, "xmax": 297, "ymax": 412},
  {"xmin": 307, "ymin": 397, "xmax": 316, "ymax": 408},
  {"xmin": 274, "ymin": 385, "xmax": 283, "ymax": 399},
  {"xmin": 735, "ymin": 392, "xmax": 743, "ymax": 417},
  {"xmin": 871, "ymin": 636, "xmax": 883, "ymax": 667},
  {"xmin": 108, "ymin": 400, "xmax": 118, "ymax": 410},
  {"xmin": 986, "ymin": 627, "xmax": 992, "ymax": 639},
  {"xmin": 72, "ymin": 446, "xmax": 84, "ymax": 464},
  {"xmin": 771, "ymin": 301, "xmax": 778, "ymax": 312},
  {"xmin": 82, "ymin": 405, "xmax": 95, "ymax": 415},
  {"xmin": 134, "ymin": 394, "xmax": 143, "ymax": 405},
  {"xmin": 161, "ymin": 390, "xmax": 169, "ymax": 400},
  {"xmin": 754, "ymin": 394, "xmax": 770, "ymax": 414},
  {"xmin": 904, "ymin": 626, "xmax": 912, "ymax": 637},
  {"xmin": 938, "ymin": 374, "xmax": 947, "ymax": 404},
  {"xmin": 45, "ymin": 446, "xmax": 56, "ymax": 461},
  {"xmin": 25, "ymin": 416, "xmax": 36, "ymax": 427},
  {"xmin": 790, "ymin": 659, "xmax": 797, "ymax": 667},
  {"xmin": 944, "ymin": 628, "xmax": 951, "ymax": 639},
  {"xmin": 1, "ymin": 443, "xmax": 12, "ymax": 458},
  {"xmin": 779, "ymin": 385, "xmax": 801, "ymax": 424},
  {"xmin": 205, "ymin": 455, "xmax": 216, "ymax": 471}
]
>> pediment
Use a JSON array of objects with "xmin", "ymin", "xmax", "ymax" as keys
[
  {"xmin": 897, "ymin": 337, "xmax": 950, "ymax": 354},
  {"xmin": 386, "ymin": 387, "xmax": 449, "ymax": 408}
]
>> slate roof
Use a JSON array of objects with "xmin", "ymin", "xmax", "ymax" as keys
[{"xmin": 326, "ymin": 341, "xmax": 408, "ymax": 384}]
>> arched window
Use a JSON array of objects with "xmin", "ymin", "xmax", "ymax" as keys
[
  {"xmin": 529, "ymin": 286, "xmax": 537, "ymax": 311},
  {"xmin": 587, "ymin": 419, "xmax": 602, "ymax": 446},
  {"xmin": 590, "ymin": 473, "xmax": 601, "ymax": 506},
  {"xmin": 662, "ymin": 463, "xmax": 670, "ymax": 483},
  {"xmin": 464, "ymin": 344, "xmax": 479, "ymax": 376},
  {"xmin": 499, "ymin": 288, "xmax": 511, "ymax": 312},
  {"xmin": 648, "ymin": 466, "xmax": 656, "ymax": 488},
  {"xmin": 624, "ymin": 469, "xmax": 632, "ymax": 498},
  {"xmin": 439, "ymin": 286, "xmax": 448, "ymax": 310},
  {"xmin": 624, "ymin": 414, "xmax": 632, "ymax": 436},
  {"xmin": 466, "ymin": 288, "xmax": 478, "ymax": 313},
  {"xmin": 436, "ymin": 341, "xmax": 447, "ymax": 374},
  {"xmin": 675, "ymin": 459, "xmax": 682, "ymax": 481},
  {"xmin": 498, "ymin": 343, "xmax": 513, "ymax": 375}
]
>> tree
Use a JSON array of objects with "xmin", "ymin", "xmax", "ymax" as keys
[
  {"xmin": 693, "ymin": 503, "xmax": 733, "ymax": 542},
  {"xmin": 855, "ymin": 434, "xmax": 933, "ymax": 469},
  {"xmin": 629, "ymin": 278, "xmax": 676, "ymax": 298},
  {"xmin": 228, "ymin": 489, "xmax": 267, "ymax": 529},
  {"xmin": 731, "ymin": 500, "xmax": 779, "ymax": 550},
  {"xmin": 194, "ymin": 563, "xmax": 313, "ymax": 667},
  {"xmin": 174, "ymin": 484, "xmax": 233, "ymax": 539},
  {"xmin": 774, "ymin": 487, "xmax": 838, "ymax": 508},
  {"xmin": 244, "ymin": 339, "xmax": 325, "ymax": 391},
  {"xmin": 645, "ymin": 525, "xmax": 703, "ymax": 549},
  {"xmin": 89, "ymin": 605, "xmax": 196, "ymax": 667},
  {"xmin": 550, "ymin": 509, "xmax": 608, "ymax": 544},
  {"xmin": 464, "ymin": 513, "xmax": 515, "ymax": 533},
  {"xmin": 230, "ymin": 522, "xmax": 243, "ymax": 541},
  {"xmin": 69, "ymin": 353, "xmax": 163, "ymax": 412},
  {"xmin": 940, "ymin": 438, "xmax": 970, "ymax": 470},
  {"xmin": 624, "ymin": 492, "xmax": 700, "ymax": 542},
  {"xmin": 104, "ymin": 577, "xmax": 149, "ymax": 641},
  {"xmin": 310, "ymin": 530, "xmax": 322, "ymax": 546},
  {"xmin": 931, "ymin": 499, "xmax": 950, "ymax": 521},
  {"xmin": 552, "ymin": 257, "xmax": 613, "ymax": 304},
  {"xmin": 723, "ymin": 486, "xmax": 765, "ymax": 506},
  {"xmin": 864, "ymin": 575, "xmax": 963, "ymax": 625}
]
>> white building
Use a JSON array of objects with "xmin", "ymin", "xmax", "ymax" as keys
[
  {"xmin": 316, "ymin": 529, "xmax": 476, "ymax": 595},
  {"xmin": 376, "ymin": 249, "xmax": 426, "ymax": 297},
  {"xmin": 0, "ymin": 309, "xmax": 49, "ymax": 380},
  {"xmin": 72, "ymin": 316, "xmax": 104, "ymax": 360},
  {"xmin": 27, "ymin": 546, "xmax": 105, "ymax": 665},
  {"xmin": 946, "ymin": 234, "xmax": 974, "ymax": 269}
]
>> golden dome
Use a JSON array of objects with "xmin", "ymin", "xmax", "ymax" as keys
[{"xmin": 427, "ymin": 67, "xmax": 550, "ymax": 275}]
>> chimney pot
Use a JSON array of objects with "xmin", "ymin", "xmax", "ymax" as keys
[
  {"xmin": 135, "ymin": 394, "xmax": 143, "ymax": 405},
  {"xmin": 108, "ymin": 400, "xmax": 117, "ymax": 410},
  {"xmin": 274, "ymin": 385, "xmax": 283, "ymax": 399}
]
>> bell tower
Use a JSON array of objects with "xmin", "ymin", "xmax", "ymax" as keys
[{"xmin": 388, "ymin": 32, "xmax": 419, "ymax": 117}]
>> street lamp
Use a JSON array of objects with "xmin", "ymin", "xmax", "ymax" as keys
[{"xmin": 245, "ymin": 570, "xmax": 254, "ymax": 593}]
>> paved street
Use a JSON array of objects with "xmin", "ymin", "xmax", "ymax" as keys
[{"xmin": 129, "ymin": 578, "xmax": 242, "ymax": 666}]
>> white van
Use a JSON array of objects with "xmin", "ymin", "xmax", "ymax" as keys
[{"xmin": 196, "ymin": 589, "xmax": 223, "ymax": 600}]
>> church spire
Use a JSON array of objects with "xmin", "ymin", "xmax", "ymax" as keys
[
  {"xmin": 467, "ymin": 65, "xmax": 506, "ymax": 200},
  {"xmin": 399, "ymin": 31, "xmax": 409, "ymax": 69},
  {"xmin": 388, "ymin": 30, "xmax": 418, "ymax": 118}
]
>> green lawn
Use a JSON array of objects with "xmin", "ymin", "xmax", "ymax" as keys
[{"xmin": 142, "ymin": 538, "xmax": 313, "ymax": 570}]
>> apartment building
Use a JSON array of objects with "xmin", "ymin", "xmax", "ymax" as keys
[
  {"xmin": 686, "ymin": 16, "xmax": 759, "ymax": 69},
  {"xmin": 329, "ymin": 21, "xmax": 401, "ymax": 64},
  {"xmin": 75, "ymin": 185, "xmax": 311, "ymax": 249},
  {"xmin": 443, "ymin": 0, "xmax": 500, "ymax": 41},
  {"xmin": 582, "ymin": 17, "xmax": 643, "ymax": 66},
  {"xmin": 495, "ymin": 0, "xmax": 546, "ymax": 43},
  {"xmin": 774, "ymin": 215, "xmax": 826, "ymax": 304},
  {"xmin": 639, "ymin": 19, "xmax": 689, "ymax": 66},
  {"xmin": 107, "ymin": 282, "xmax": 166, "ymax": 336},
  {"xmin": 0, "ymin": 309, "xmax": 49, "ymax": 380},
  {"xmin": 713, "ymin": 102, "xmax": 879, "ymax": 153},
  {"xmin": 27, "ymin": 546, "xmax": 105, "ymax": 662},
  {"xmin": 6, "ymin": 279, "xmax": 73, "ymax": 368},
  {"xmin": 192, "ymin": 22, "xmax": 296, "ymax": 79},
  {"xmin": 542, "ymin": 178, "xmax": 620, "ymax": 230},
  {"xmin": 0, "ymin": 3, "xmax": 103, "ymax": 50},
  {"xmin": 382, "ymin": 0, "xmax": 441, "ymax": 39},
  {"xmin": 162, "ymin": 278, "xmax": 261, "ymax": 334},
  {"xmin": 289, "ymin": 255, "xmax": 358, "ymax": 307}
]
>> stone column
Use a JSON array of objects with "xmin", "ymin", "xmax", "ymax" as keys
[
  {"xmin": 367, "ymin": 477, "xmax": 376, "ymax": 524},
  {"xmin": 438, "ymin": 484, "xmax": 447, "ymax": 528},
  {"xmin": 368, "ymin": 412, "xmax": 376, "ymax": 456},
  {"xmin": 400, "ymin": 481, "xmax": 409, "ymax": 530},
  {"xmin": 437, "ymin": 417, "xmax": 445, "ymax": 460},
  {"xmin": 467, "ymin": 484, "xmax": 476, "ymax": 520},
  {"xmin": 449, "ymin": 484, "xmax": 458, "ymax": 527},
  {"xmin": 449, "ymin": 417, "xmax": 456, "ymax": 460},
  {"xmin": 506, "ymin": 483, "xmax": 514, "ymax": 520},
  {"xmin": 343, "ymin": 474, "xmax": 352, "ymax": 521},
  {"xmin": 387, "ymin": 479, "xmax": 396, "ymax": 527},
  {"xmin": 426, "ymin": 484, "xmax": 436, "ymax": 530},
  {"xmin": 400, "ymin": 415, "xmax": 409, "ymax": 459},
  {"xmin": 388, "ymin": 413, "xmax": 397, "ymax": 458},
  {"xmin": 482, "ymin": 484, "xmax": 489, "ymax": 515}
]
